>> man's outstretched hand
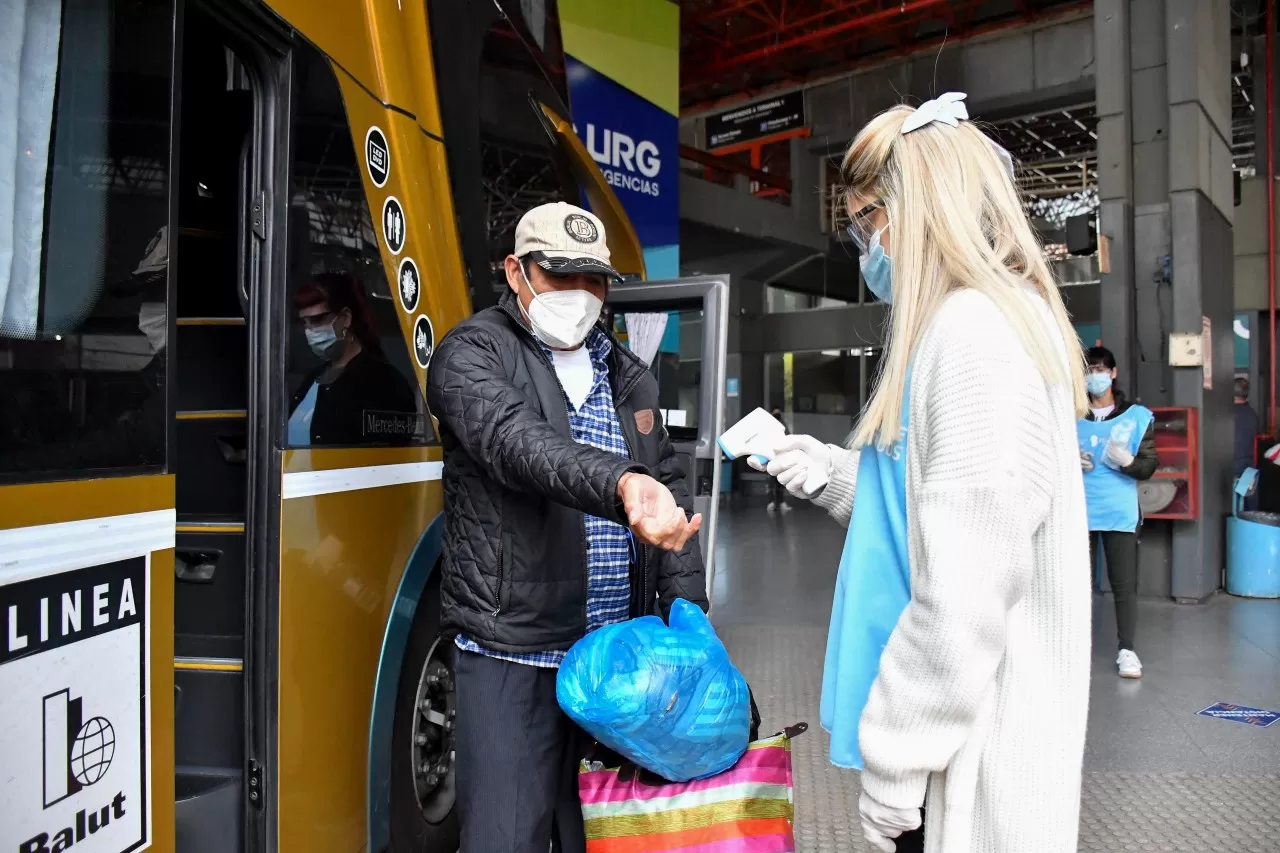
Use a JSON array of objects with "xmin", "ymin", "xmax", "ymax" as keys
[{"xmin": 617, "ymin": 472, "xmax": 703, "ymax": 551}]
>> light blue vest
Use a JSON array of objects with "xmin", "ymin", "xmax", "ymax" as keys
[
  {"xmin": 288, "ymin": 380, "xmax": 319, "ymax": 446},
  {"xmin": 1078, "ymin": 404, "xmax": 1154, "ymax": 533},
  {"xmin": 820, "ymin": 374, "xmax": 912, "ymax": 771}
]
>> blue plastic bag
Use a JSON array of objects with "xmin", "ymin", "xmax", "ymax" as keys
[{"xmin": 556, "ymin": 598, "xmax": 752, "ymax": 782}]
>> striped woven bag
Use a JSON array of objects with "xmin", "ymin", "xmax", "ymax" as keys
[{"xmin": 578, "ymin": 723, "xmax": 807, "ymax": 853}]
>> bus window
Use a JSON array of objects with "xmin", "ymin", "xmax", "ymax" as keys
[
  {"xmin": 285, "ymin": 43, "xmax": 429, "ymax": 449},
  {"xmin": 427, "ymin": 0, "xmax": 577, "ymax": 309},
  {"xmin": 0, "ymin": 0, "xmax": 175, "ymax": 482}
]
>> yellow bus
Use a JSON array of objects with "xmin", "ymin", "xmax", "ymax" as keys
[{"xmin": 0, "ymin": 2, "xmax": 727, "ymax": 853}]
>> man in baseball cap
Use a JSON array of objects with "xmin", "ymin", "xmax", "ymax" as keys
[{"xmin": 427, "ymin": 202, "xmax": 706, "ymax": 852}]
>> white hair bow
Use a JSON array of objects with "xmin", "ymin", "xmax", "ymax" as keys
[{"xmin": 901, "ymin": 92, "xmax": 968, "ymax": 134}]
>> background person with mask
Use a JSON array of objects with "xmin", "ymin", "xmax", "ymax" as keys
[
  {"xmin": 1079, "ymin": 345, "xmax": 1158, "ymax": 678},
  {"xmin": 1234, "ymin": 376, "xmax": 1259, "ymax": 488},
  {"xmin": 426, "ymin": 202, "xmax": 707, "ymax": 853},
  {"xmin": 288, "ymin": 272, "xmax": 417, "ymax": 446}
]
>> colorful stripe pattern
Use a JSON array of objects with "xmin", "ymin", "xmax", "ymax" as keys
[{"xmin": 579, "ymin": 734, "xmax": 796, "ymax": 852}]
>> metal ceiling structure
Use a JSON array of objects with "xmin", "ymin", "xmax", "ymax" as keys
[
  {"xmin": 1232, "ymin": 61, "xmax": 1257, "ymax": 175},
  {"xmin": 680, "ymin": 0, "xmax": 1088, "ymax": 111},
  {"xmin": 986, "ymin": 103, "xmax": 1098, "ymax": 227}
]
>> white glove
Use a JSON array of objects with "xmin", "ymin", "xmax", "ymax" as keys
[
  {"xmin": 747, "ymin": 434, "xmax": 833, "ymax": 498},
  {"xmin": 1080, "ymin": 450, "xmax": 1095, "ymax": 473},
  {"xmin": 859, "ymin": 792, "xmax": 922, "ymax": 853},
  {"xmin": 860, "ymin": 788, "xmax": 921, "ymax": 845},
  {"xmin": 1103, "ymin": 441, "xmax": 1134, "ymax": 469}
]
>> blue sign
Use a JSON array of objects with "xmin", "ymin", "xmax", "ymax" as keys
[
  {"xmin": 565, "ymin": 56, "xmax": 678, "ymax": 257},
  {"xmin": 1197, "ymin": 702, "xmax": 1280, "ymax": 727},
  {"xmin": 726, "ymin": 378, "xmax": 740, "ymax": 397}
]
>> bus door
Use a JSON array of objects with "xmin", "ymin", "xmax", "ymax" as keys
[
  {"xmin": 606, "ymin": 278, "xmax": 731, "ymax": 599},
  {"xmin": 167, "ymin": 6, "xmax": 283, "ymax": 853}
]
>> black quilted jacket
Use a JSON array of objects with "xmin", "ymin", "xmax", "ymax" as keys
[{"xmin": 426, "ymin": 292, "xmax": 708, "ymax": 654}]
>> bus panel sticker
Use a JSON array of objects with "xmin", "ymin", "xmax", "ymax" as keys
[
  {"xmin": 382, "ymin": 196, "xmax": 406, "ymax": 256},
  {"xmin": 365, "ymin": 126, "xmax": 390, "ymax": 188},
  {"xmin": 413, "ymin": 314, "xmax": 435, "ymax": 369},
  {"xmin": 398, "ymin": 257, "xmax": 420, "ymax": 314},
  {"xmin": 2, "ymin": 557, "xmax": 150, "ymax": 853}
]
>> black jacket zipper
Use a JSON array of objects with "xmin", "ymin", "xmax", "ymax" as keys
[
  {"xmin": 526, "ymin": 340, "xmax": 592, "ymax": 631},
  {"xmin": 492, "ymin": 537, "xmax": 503, "ymax": 616},
  {"xmin": 498, "ymin": 297, "xmax": 648, "ymax": 627},
  {"xmin": 614, "ymin": 401, "xmax": 648, "ymax": 618}
]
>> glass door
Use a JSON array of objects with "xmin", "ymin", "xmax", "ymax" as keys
[{"xmin": 606, "ymin": 276, "xmax": 730, "ymax": 600}]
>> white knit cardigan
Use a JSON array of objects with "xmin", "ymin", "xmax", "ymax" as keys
[{"xmin": 814, "ymin": 289, "xmax": 1092, "ymax": 853}]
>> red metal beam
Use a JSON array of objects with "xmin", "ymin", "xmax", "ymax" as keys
[
  {"xmin": 719, "ymin": 0, "xmax": 889, "ymax": 52},
  {"xmin": 680, "ymin": 1, "xmax": 1091, "ymax": 113},
  {"xmin": 1269, "ymin": 0, "xmax": 1276, "ymax": 432},
  {"xmin": 684, "ymin": 0, "xmax": 952, "ymax": 80},
  {"xmin": 684, "ymin": 0, "xmax": 776, "ymax": 28}
]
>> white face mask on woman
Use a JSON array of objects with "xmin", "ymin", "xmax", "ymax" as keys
[{"xmin": 519, "ymin": 266, "xmax": 603, "ymax": 350}]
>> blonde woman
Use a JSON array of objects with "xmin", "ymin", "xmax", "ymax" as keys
[{"xmin": 753, "ymin": 94, "xmax": 1091, "ymax": 853}]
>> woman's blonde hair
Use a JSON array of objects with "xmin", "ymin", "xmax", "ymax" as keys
[{"xmin": 842, "ymin": 104, "xmax": 1087, "ymax": 450}]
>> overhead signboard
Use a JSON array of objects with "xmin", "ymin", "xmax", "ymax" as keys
[{"xmin": 707, "ymin": 91, "xmax": 806, "ymax": 149}]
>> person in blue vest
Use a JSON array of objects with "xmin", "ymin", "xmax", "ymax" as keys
[
  {"xmin": 1078, "ymin": 346, "xmax": 1158, "ymax": 679},
  {"xmin": 751, "ymin": 93, "xmax": 1091, "ymax": 853}
]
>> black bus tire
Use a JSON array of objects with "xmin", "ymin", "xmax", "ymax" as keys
[{"xmin": 389, "ymin": 568, "xmax": 460, "ymax": 852}]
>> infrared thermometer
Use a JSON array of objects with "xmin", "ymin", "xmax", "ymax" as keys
[{"xmin": 718, "ymin": 407, "xmax": 786, "ymax": 467}]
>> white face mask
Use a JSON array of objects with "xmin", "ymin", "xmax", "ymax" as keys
[
  {"xmin": 138, "ymin": 302, "xmax": 166, "ymax": 354},
  {"xmin": 520, "ymin": 266, "xmax": 603, "ymax": 349}
]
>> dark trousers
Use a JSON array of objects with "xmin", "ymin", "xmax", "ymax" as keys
[
  {"xmin": 453, "ymin": 649, "xmax": 587, "ymax": 853},
  {"xmin": 771, "ymin": 479, "xmax": 786, "ymax": 506},
  {"xmin": 1090, "ymin": 530, "xmax": 1139, "ymax": 651}
]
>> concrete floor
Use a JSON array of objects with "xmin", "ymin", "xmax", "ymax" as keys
[{"xmin": 710, "ymin": 500, "xmax": 1280, "ymax": 853}]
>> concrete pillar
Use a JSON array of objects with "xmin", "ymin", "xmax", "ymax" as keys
[
  {"xmin": 1093, "ymin": 0, "xmax": 1235, "ymax": 601},
  {"xmin": 728, "ymin": 277, "xmax": 766, "ymax": 417},
  {"xmin": 790, "ymin": 135, "xmax": 823, "ymax": 235},
  {"xmin": 1094, "ymin": 0, "xmax": 1138, "ymax": 392},
  {"xmin": 1165, "ymin": 0, "xmax": 1235, "ymax": 601},
  {"xmin": 1096, "ymin": 0, "xmax": 1171, "ymax": 596}
]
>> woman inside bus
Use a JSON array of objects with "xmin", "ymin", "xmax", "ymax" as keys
[
  {"xmin": 751, "ymin": 94, "xmax": 1091, "ymax": 853},
  {"xmin": 288, "ymin": 272, "xmax": 419, "ymax": 446}
]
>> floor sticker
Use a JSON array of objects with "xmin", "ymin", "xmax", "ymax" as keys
[{"xmin": 1197, "ymin": 702, "xmax": 1280, "ymax": 728}]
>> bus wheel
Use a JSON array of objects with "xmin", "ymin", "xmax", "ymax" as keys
[{"xmin": 390, "ymin": 570, "xmax": 459, "ymax": 851}]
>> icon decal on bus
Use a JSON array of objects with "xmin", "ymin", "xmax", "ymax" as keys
[
  {"xmin": 413, "ymin": 315, "xmax": 435, "ymax": 369},
  {"xmin": 365, "ymin": 126, "xmax": 390, "ymax": 188},
  {"xmin": 2, "ymin": 557, "xmax": 149, "ymax": 853},
  {"xmin": 382, "ymin": 196, "xmax": 406, "ymax": 255},
  {"xmin": 398, "ymin": 257, "xmax": 421, "ymax": 314}
]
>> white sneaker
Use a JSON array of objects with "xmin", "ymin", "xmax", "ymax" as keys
[
  {"xmin": 1117, "ymin": 649, "xmax": 1142, "ymax": 679},
  {"xmin": 766, "ymin": 502, "xmax": 777, "ymax": 512},
  {"xmin": 779, "ymin": 503, "xmax": 793, "ymax": 513}
]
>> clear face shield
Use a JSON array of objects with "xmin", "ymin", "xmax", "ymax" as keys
[{"xmin": 845, "ymin": 200, "xmax": 885, "ymax": 255}]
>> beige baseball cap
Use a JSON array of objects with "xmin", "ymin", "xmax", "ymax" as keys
[{"xmin": 513, "ymin": 202, "xmax": 621, "ymax": 281}]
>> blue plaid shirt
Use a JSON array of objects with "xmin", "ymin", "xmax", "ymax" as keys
[{"xmin": 456, "ymin": 328, "xmax": 633, "ymax": 668}]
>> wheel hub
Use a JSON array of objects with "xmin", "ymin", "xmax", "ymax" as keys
[{"xmin": 410, "ymin": 635, "xmax": 456, "ymax": 824}]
